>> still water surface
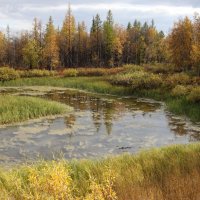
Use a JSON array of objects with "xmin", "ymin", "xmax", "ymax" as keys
[{"xmin": 0, "ymin": 88, "xmax": 199, "ymax": 165}]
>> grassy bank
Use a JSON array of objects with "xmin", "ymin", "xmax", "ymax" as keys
[
  {"xmin": 0, "ymin": 76, "xmax": 199, "ymax": 122},
  {"xmin": 0, "ymin": 144, "xmax": 200, "ymax": 200},
  {"xmin": 133, "ymin": 88, "xmax": 200, "ymax": 122},
  {"xmin": 0, "ymin": 77, "xmax": 133, "ymax": 96},
  {"xmin": 0, "ymin": 95, "xmax": 72, "ymax": 125}
]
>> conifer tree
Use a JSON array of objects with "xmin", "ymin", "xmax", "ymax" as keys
[
  {"xmin": 0, "ymin": 32, "xmax": 6, "ymax": 65},
  {"xmin": 60, "ymin": 3, "xmax": 76, "ymax": 67},
  {"xmin": 43, "ymin": 16, "xmax": 59, "ymax": 70},
  {"xmin": 22, "ymin": 39, "xmax": 41, "ymax": 69},
  {"xmin": 192, "ymin": 13, "xmax": 200, "ymax": 76},
  {"xmin": 90, "ymin": 14, "xmax": 103, "ymax": 66},
  {"xmin": 76, "ymin": 21, "xmax": 88, "ymax": 66},
  {"xmin": 103, "ymin": 10, "xmax": 115, "ymax": 67}
]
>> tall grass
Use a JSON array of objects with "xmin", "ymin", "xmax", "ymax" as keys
[
  {"xmin": 0, "ymin": 95, "xmax": 72, "ymax": 124},
  {"xmin": 0, "ymin": 144, "xmax": 200, "ymax": 199},
  {"xmin": 166, "ymin": 98, "xmax": 200, "ymax": 122},
  {"xmin": 0, "ymin": 77, "xmax": 133, "ymax": 96}
]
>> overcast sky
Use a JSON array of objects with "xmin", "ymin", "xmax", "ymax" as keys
[{"xmin": 0, "ymin": 0, "xmax": 200, "ymax": 34}]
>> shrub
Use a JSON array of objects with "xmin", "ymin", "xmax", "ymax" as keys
[
  {"xmin": 104, "ymin": 67, "xmax": 126, "ymax": 75},
  {"xmin": 20, "ymin": 70, "xmax": 58, "ymax": 78},
  {"xmin": 63, "ymin": 69, "xmax": 78, "ymax": 77},
  {"xmin": 192, "ymin": 76, "xmax": 200, "ymax": 86},
  {"xmin": 165, "ymin": 73, "xmax": 191, "ymax": 88},
  {"xmin": 111, "ymin": 71, "xmax": 162, "ymax": 90},
  {"xmin": 144, "ymin": 64, "xmax": 175, "ymax": 74},
  {"xmin": 0, "ymin": 67, "xmax": 20, "ymax": 81},
  {"xmin": 78, "ymin": 68, "xmax": 105, "ymax": 76},
  {"xmin": 171, "ymin": 85, "xmax": 191, "ymax": 97},
  {"xmin": 123, "ymin": 64, "xmax": 143, "ymax": 73},
  {"xmin": 131, "ymin": 71, "xmax": 162, "ymax": 89},
  {"xmin": 110, "ymin": 73, "xmax": 136, "ymax": 86},
  {"xmin": 77, "ymin": 67, "xmax": 125, "ymax": 76},
  {"xmin": 187, "ymin": 87, "xmax": 200, "ymax": 103}
]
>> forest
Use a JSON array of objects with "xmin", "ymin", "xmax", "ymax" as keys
[{"xmin": 0, "ymin": 5, "xmax": 199, "ymax": 76}]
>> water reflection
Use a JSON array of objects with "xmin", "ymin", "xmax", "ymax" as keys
[
  {"xmin": 46, "ymin": 90, "xmax": 160, "ymax": 136},
  {"xmin": 166, "ymin": 113, "xmax": 200, "ymax": 142},
  {"xmin": 0, "ymin": 88, "xmax": 199, "ymax": 165}
]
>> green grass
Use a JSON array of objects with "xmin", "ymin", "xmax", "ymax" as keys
[
  {"xmin": 0, "ymin": 77, "xmax": 133, "ymax": 96},
  {"xmin": 132, "ymin": 89, "xmax": 200, "ymax": 122},
  {"xmin": 0, "ymin": 95, "xmax": 72, "ymax": 124},
  {"xmin": 166, "ymin": 98, "xmax": 200, "ymax": 122},
  {"xmin": 0, "ymin": 77, "xmax": 199, "ymax": 122},
  {"xmin": 0, "ymin": 144, "xmax": 200, "ymax": 199}
]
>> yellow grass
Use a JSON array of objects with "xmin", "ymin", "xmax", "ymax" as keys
[{"xmin": 0, "ymin": 144, "xmax": 200, "ymax": 199}]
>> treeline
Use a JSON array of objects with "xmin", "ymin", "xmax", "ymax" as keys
[{"xmin": 0, "ymin": 5, "xmax": 199, "ymax": 76}]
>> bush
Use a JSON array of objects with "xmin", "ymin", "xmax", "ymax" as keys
[
  {"xmin": 171, "ymin": 85, "xmax": 191, "ymax": 97},
  {"xmin": 77, "ymin": 67, "xmax": 125, "ymax": 76},
  {"xmin": 110, "ymin": 73, "xmax": 136, "ymax": 86},
  {"xmin": 104, "ymin": 67, "xmax": 126, "ymax": 75},
  {"xmin": 78, "ymin": 68, "xmax": 105, "ymax": 76},
  {"xmin": 20, "ymin": 70, "xmax": 58, "ymax": 78},
  {"xmin": 63, "ymin": 69, "xmax": 78, "ymax": 77},
  {"xmin": 165, "ymin": 73, "xmax": 191, "ymax": 88},
  {"xmin": 187, "ymin": 87, "xmax": 200, "ymax": 103},
  {"xmin": 131, "ymin": 71, "xmax": 162, "ymax": 89},
  {"xmin": 111, "ymin": 71, "xmax": 162, "ymax": 90},
  {"xmin": 144, "ymin": 64, "xmax": 175, "ymax": 74},
  {"xmin": 0, "ymin": 67, "xmax": 20, "ymax": 81},
  {"xmin": 123, "ymin": 64, "xmax": 143, "ymax": 73},
  {"xmin": 192, "ymin": 76, "xmax": 200, "ymax": 86}
]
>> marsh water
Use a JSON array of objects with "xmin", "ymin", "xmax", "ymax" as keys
[{"xmin": 0, "ymin": 87, "xmax": 200, "ymax": 165}]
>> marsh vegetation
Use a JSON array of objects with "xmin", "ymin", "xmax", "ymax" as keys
[
  {"xmin": 0, "ymin": 95, "xmax": 72, "ymax": 125},
  {"xmin": 1, "ymin": 144, "xmax": 200, "ymax": 200}
]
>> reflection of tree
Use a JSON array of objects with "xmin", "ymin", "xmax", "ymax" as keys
[
  {"xmin": 105, "ymin": 120, "xmax": 112, "ymax": 135},
  {"xmin": 121, "ymin": 98, "xmax": 160, "ymax": 113},
  {"xmin": 90, "ymin": 98, "xmax": 102, "ymax": 132},
  {"xmin": 102, "ymin": 103, "xmax": 115, "ymax": 135},
  {"xmin": 46, "ymin": 89, "xmax": 166, "ymax": 136},
  {"xmin": 47, "ymin": 92, "xmax": 61, "ymax": 102},
  {"xmin": 92, "ymin": 112, "xmax": 101, "ymax": 132},
  {"xmin": 189, "ymin": 132, "xmax": 200, "ymax": 141},
  {"xmin": 171, "ymin": 125, "xmax": 187, "ymax": 136},
  {"xmin": 166, "ymin": 114, "xmax": 200, "ymax": 141},
  {"xmin": 65, "ymin": 114, "xmax": 76, "ymax": 128}
]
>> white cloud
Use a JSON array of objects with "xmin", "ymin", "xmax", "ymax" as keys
[
  {"xmin": 21, "ymin": 3, "xmax": 200, "ymax": 16},
  {"xmin": 0, "ymin": 18, "xmax": 32, "ymax": 31},
  {"xmin": 0, "ymin": 12, "xmax": 8, "ymax": 19},
  {"xmin": 1, "ymin": 2, "xmax": 200, "ymax": 32}
]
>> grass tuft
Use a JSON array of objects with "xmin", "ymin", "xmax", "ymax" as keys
[{"xmin": 0, "ymin": 95, "xmax": 72, "ymax": 124}]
